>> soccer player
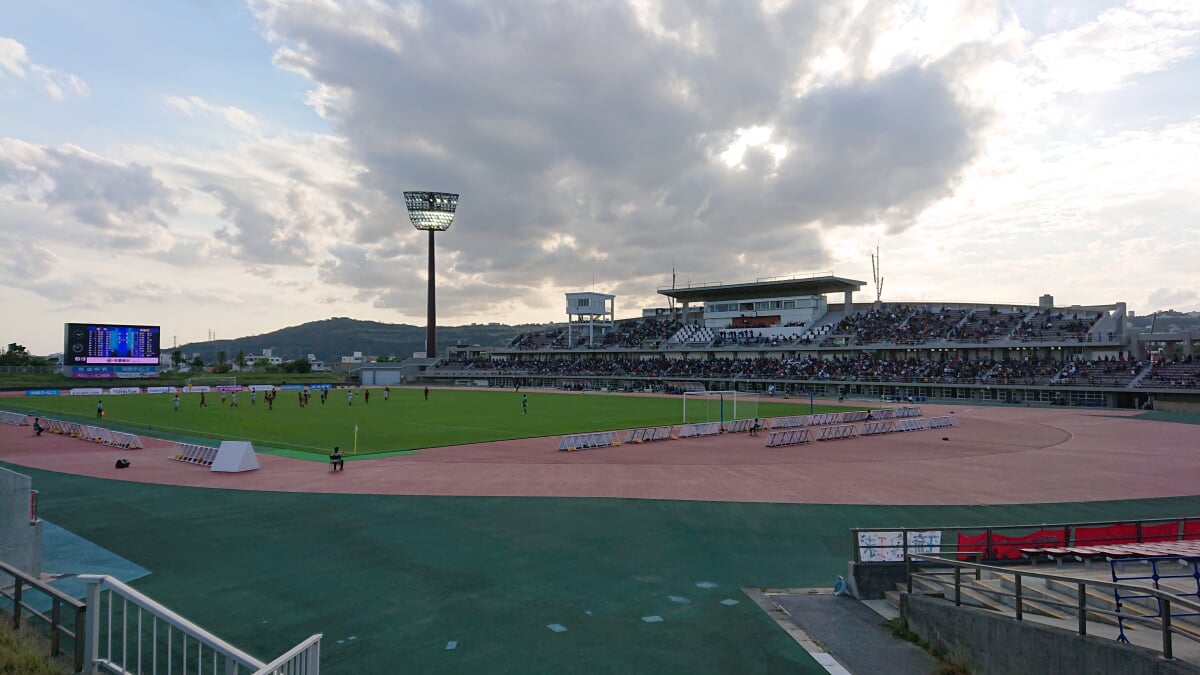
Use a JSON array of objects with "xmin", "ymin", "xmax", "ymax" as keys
[
  {"xmin": 364, "ymin": 389, "xmax": 370, "ymax": 404},
  {"xmin": 384, "ymin": 386, "xmax": 390, "ymax": 402},
  {"xmin": 173, "ymin": 394, "xmax": 180, "ymax": 412},
  {"xmin": 522, "ymin": 394, "xmax": 528, "ymax": 415},
  {"xmin": 424, "ymin": 386, "xmax": 429, "ymax": 401},
  {"xmin": 96, "ymin": 400, "xmax": 103, "ymax": 418},
  {"xmin": 221, "ymin": 391, "xmax": 227, "ymax": 406},
  {"xmin": 251, "ymin": 390, "xmax": 257, "ymax": 405},
  {"xmin": 230, "ymin": 392, "xmax": 239, "ymax": 408},
  {"xmin": 346, "ymin": 390, "xmax": 353, "ymax": 406},
  {"xmin": 200, "ymin": 392, "xmax": 207, "ymax": 408}
]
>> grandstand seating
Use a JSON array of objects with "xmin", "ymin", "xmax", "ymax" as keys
[
  {"xmin": 1057, "ymin": 359, "xmax": 1146, "ymax": 388},
  {"xmin": 1136, "ymin": 361, "xmax": 1200, "ymax": 389}
]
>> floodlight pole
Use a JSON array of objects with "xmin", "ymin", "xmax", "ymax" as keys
[
  {"xmin": 404, "ymin": 191, "xmax": 459, "ymax": 361},
  {"xmin": 427, "ymin": 229, "xmax": 436, "ymax": 359}
]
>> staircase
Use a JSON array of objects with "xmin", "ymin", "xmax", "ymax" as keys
[{"xmin": 888, "ymin": 561, "xmax": 1200, "ymax": 664}]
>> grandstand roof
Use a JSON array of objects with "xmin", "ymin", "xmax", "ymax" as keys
[{"xmin": 657, "ymin": 275, "xmax": 866, "ymax": 303}]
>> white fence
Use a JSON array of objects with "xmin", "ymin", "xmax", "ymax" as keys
[
  {"xmin": 893, "ymin": 418, "xmax": 928, "ymax": 432},
  {"xmin": 896, "ymin": 406, "xmax": 921, "ymax": 418},
  {"xmin": 927, "ymin": 415, "xmax": 958, "ymax": 429},
  {"xmin": 858, "ymin": 420, "xmax": 894, "ymax": 436},
  {"xmin": 558, "ymin": 431, "xmax": 620, "ymax": 451},
  {"xmin": 815, "ymin": 424, "xmax": 857, "ymax": 441},
  {"xmin": 765, "ymin": 429, "xmax": 811, "ymax": 447},
  {"xmin": 768, "ymin": 415, "xmax": 808, "ymax": 429},
  {"xmin": 81, "ymin": 426, "xmax": 144, "ymax": 449},
  {"xmin": 867, "ymin": 408, "xmax": 895, "ymax": 420},
  {"xmin": 624, "ymin": 426, "xmax": 675, "ymax": 444},
  {"xmin": 0, "ymin": 411, "xmax": 31, "ymax": 426},
  {"xmin": 676, "ymin": 422, "xmax": 723, "ymax": 438},
  {"xmin": 81, "ymin": 574, "xmax": 321, "ymax": 675},
  {"xmin": 171, "ymin": 442, "xmax": 219, "ymax": 466},
  {"xmin": 724, "ymin": 419, "xmax": 755, "ymax": 433}
]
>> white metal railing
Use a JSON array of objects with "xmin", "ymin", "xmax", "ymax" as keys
[
  {"xmin": 80, "ymin": 575, "xmax": 321, "ymax": 675},
  {"xmin": 253, "ymin": 634, "xmax": 322, "ymax": 675}
]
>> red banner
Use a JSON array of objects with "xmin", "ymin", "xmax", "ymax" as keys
[
  {"xmin": 1073, "ymin": 524, "xmax": 1137, "ymax": 546},
  {"xmin": 957, "ymin": 529, "xmax": 1067, "ymax": 560},
  {"xmin": 1184, "ymin": 520, "xmax": 1200, "ymax": 540},
  {"xmin": 1141, "ymin": 523, "xmax": 1180, "ymax": 542}
]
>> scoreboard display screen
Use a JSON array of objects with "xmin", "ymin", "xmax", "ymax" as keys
[{"xmin": 64, "ymin": 323, "xmax": 161, "ymax": 365}]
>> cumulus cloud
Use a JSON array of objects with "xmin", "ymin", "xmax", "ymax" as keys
[
  {"xmin": 0, "ymin": 36, "xmax": 89, "ymax": 100},
  {"xmin": 0, "ymin": 138, "xmax": 177, "ymax": 230},
  {"xmin": 246, "ymin": 0, "xmax": 995, "ymax": 315},
  {"xmin": 165, "ymin": 95, "xmax": 262, "ymax": 134}
]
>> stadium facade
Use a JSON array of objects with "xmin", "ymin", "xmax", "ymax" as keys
[{"xmin": 422, "ymin": 275, "xmax": 1199, "ymax": 411}]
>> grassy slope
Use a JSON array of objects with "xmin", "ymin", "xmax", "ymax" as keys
[{"xmin": 3, "ymin": 389, "xmax": 855, "ymax": 455}]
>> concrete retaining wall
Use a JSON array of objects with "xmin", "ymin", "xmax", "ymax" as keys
[
  {"xmin": 0, "ymin": 467, "xmax": 41, "ymax": 576},
  {"xmin": 848, "ymin": 561, "xmax": 908, "ymax": 600},
  {"xmin": 902, "ymin": 593, "xmax": 1200, "ymax": 675}
]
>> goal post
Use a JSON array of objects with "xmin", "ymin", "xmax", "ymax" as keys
[
  {"xmin": 185, "ymin": 376, "xmax": 237, "ymax": 390},
  {"xmin": 682, "ymin": 390, "xmax": 759, "ymax": 425}
]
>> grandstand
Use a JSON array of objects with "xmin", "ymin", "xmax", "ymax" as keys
[{"xmin": 428, "ymin": 275, "xmax": 1200, "ymax": 411}]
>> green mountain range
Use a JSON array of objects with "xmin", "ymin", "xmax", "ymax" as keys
[{"xmin": 174, "ymin": 317, "xmax": 559, "ymax": 364}]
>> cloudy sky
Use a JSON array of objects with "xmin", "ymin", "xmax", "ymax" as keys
[{"xmin": 2, "ymin": 0, "xmax": 1198, "ymax": 355}]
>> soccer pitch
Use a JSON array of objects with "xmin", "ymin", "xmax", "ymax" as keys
[{"xmin": 6, "ymin": 388, "xmax": 854, "ymax": 456}]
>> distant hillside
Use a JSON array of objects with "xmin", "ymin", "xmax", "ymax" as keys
[
  {"xmin": 174, "ymin": 317, "xmax": 560, "ymax": 363},
  {"xmin": 1127, "ymin": 310, "xmax": 1200, "ymax": 334}
]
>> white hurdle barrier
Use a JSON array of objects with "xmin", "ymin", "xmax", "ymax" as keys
[
  {"xmin": 809, "ymin": 412, "xmax": 841, "ymax": 426},
  {"xmin": 171, "ymin": 443, "xmax": 219, "ymax": 466},
  {"xmin": 624, "ymin": 426, "xmax": 675, "ymax": 444},
  {"xmin": 858, "ymin": 420, "xmax": 894, "ymax": 436},
  {"xmin": 816, "ymin": 424, "xmax": 857, "ymax": 441},
  {"xmin": 841, "ymin": 410, "xmax": 870, "ymax": 423},
  {"xmin": 558, "ymin": 431, "xmax": 620, "ymax": 451},
  {"xmin": 768, "ymin": 415, "xmax": 808, "ymax": 429},
  {"xmin": 0, "ymin": 411, "xmax": 31, "ymax": 426},
  {"xmin": 893, "ymin": 418, "xmax": 928, "ymax": 432},
  {"xmin": 677, "ymin": 422, "xmax": 722, "ymax": 438},
  {"xmin": 867, "ymin": 409, "xmax": 896, "ymax": 420},
  {"xmin": 927, "ymin": 415, "xmax": 958, "ymax": 429},
  {"xmin": 765, "ymin": 428, "xmax": 811, "ymax": 447},
  {"xmin": 725, "ymin": 419, "xmax": 755, "ymax": 433},
  {"xmin": 896, "ymin": 406, "xmax": 921, "ymax": 418}
]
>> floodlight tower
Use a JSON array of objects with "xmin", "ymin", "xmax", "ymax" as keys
[{"xmin": 404, "ymin": 191, "xmax": 459, "ymax": 360}]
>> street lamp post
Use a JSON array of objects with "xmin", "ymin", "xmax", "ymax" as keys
[{"xmin": 403, "ymin": 191, "xmax": 459, "ymax": 360}]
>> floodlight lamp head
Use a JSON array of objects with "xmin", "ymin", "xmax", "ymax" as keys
[{"xmin": 404, "ymin": 191, "xmax": 459, "ymax": 231}]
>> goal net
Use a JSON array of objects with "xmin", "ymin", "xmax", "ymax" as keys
[
  {"xmin": 186, "ymin": 376, "xmax": 237, "ymax": 390},
  {"xmin": 681, "ymin": 390, "xmax": 759, "ymax": 424}
]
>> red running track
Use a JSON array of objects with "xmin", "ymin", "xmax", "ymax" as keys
[{"xmin": 1, "ymin": 403, "xmax": 1197, "ymax": 505}]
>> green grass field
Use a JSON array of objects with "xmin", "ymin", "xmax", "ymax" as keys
[{"xmin": 3, "ymin": 388, "xmax": 855, "ymax": 456}]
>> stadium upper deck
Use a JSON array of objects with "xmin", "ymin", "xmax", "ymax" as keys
[{"xmin": 425, "ymin": 278, "xmax": 1198, "ymax": 409}]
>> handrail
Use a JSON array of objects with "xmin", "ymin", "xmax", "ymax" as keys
[
  {"xmin": 0, "ymin": 559, "xmax": 86, "ymax": 673},
  {"xmin": 254, "ymin": 634, "xmax": 323, "ymax": 675},
  {"xmin": 906, "ymin": 553, "xmax": 1200, "ymax": 660},
  {"xmin": 80, "ymin": 574, "xmax": 266, "ymax": 671}
]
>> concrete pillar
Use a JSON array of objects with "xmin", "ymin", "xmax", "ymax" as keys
[{"xmin": 844, "ymin": 291, "xmax": 853, "ymax": 312}]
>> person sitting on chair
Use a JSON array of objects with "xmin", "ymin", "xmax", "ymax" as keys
[{"xmin": 329, "ymin": 446, "xmax": 344, "ymax": 472}]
